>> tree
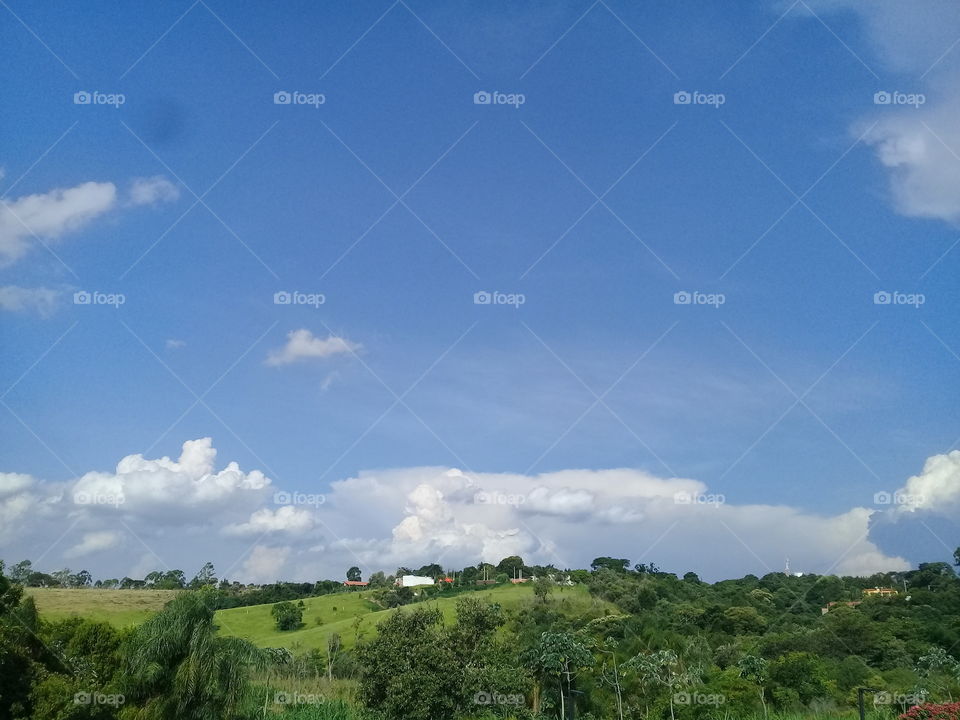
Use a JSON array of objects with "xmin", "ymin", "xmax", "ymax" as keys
[
  {"xmin": 625, "ymin": 649, "xmax": 695, "ymax": 720},
  {"xmin": 416, "ymin": 563, "xmax": 444, "ymax": 578},
  {"xmin": 497, "ymin": 555, "xmax": 527, "ymax": 578},
  {"xmin": 591, "ymin": 557, "xmax": 629, "ymax": 573},
  {"xmin": 119, "ymin": 590, "xmax": 265, "ymax": 719},
  {"xmin": 326, "ymin": 632, "xmax": 341, "ymax": 682},
  {"xmin": 954, "ymin": 546, "xmax": 959, "ymax": 567},
  {"xmin": 368, "ymin": 571, "xmax": 388, "ymax": 588},
  {"xmin": 535, "ymin": 631, "xmax": 593, "ymax": 720},
  {"xmin": 9, "ymin": 559, "xmax": 32, "ymax": 584},
  {"xmin": 271, "ymin": 600, "xmax": 303, "ymax": 631},
  {"xmin": 189, "ymin": 561, "xmax": 217, "ymax": 588},
  {"xmin": 346, "ymin": 566, "xmax": 362, "ymax": 582},
  {"xmin": 738, "ymin": 654, "xmax": 769, "ymax": 718},
  {"xmin": 533, "ymin": 575, "xmax": 554, "ymax": 604},
  {"xmin": 356, "ymin": 606, "xmax": 460, "ymax": 720},
  {"xmin": 633, "ymin": 561, "xmax": 661, "ymax": 575}
]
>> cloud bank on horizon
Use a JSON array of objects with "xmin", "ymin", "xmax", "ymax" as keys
[{"xmin": 3, "ymin": 436, "xmax": 958, "ymax": 584}]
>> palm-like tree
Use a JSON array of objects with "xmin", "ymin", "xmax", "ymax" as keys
[{"xmin": 119, "ymin": 590, "xmax": 265, "ymax": 720}]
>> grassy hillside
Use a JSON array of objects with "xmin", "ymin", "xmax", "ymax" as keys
[
  {"xmin": 216, "ymin": 583, "xmax": 609, "ymax": 651},
  {"xmin": 25, "ymin": 588, "xmax": 179, "ymax": 626}
]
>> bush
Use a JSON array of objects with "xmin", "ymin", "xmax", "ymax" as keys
[
  {"xmin": 901, "ymin": 702, "xmax": 960, "ymax": 720},
  {"xmin": 272, "ymin": 601, "xmax": 304, "ymax": 631}
]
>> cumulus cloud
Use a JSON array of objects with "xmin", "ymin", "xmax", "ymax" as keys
[
  {"xmin": 792, "ymin": 1, "xmax": 960, "ymax": 224},
  {"xmin": 65, "ymin": 531, "xmax": 120, "ymax": 558},
  {"xmin": 0, "ymin": 285, "xmax": 60, "ymax": 317},
  {"xmin": 891, "ymin": 450, "xmax": 960, "ymax": 513},
  {"xmin": 0, "ymin": 181, "xmax": 117, "ymax": 265},
  {"xmin": 224, "ymin": 506, "xmax": 317, "ymax": 537},
  {"xmin": 1, "ymin": 438, "xmax": 949, "ymax": 583},
  {"xmin": 265, "ymin": 329, "xmax": 361, "ymax": 366},
  {"xmin": 70, "ymin": 437, "xmax": 272, "ymax": 526},
  {"xmin": 128, "ymin": 176, "xmax": 180, "ymax": 206}
]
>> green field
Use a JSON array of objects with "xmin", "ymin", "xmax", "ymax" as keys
[
  {"xmin": 24, "ymin": 584, "xmax": 610, "ymax": 652},
  {"xmin": 25, "ymin": 588, "xmax": 180, "ymax": 626},
  {"xmin": 216, "ymin": 583, "xmax": 610, "ymax": 651}
]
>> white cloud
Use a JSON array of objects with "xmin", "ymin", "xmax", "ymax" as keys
[
  {"xmin": 1, "ymin": 439, "xmax": 945, "ymax": 583},
  {"xmin": 224, "ymin": 505, "xmax": 317, "ymax": 537},
  {"xmin": 0, "ymin": 181, "xmax": 117, "ymax": 265},
  {"xmin": 65, "ymin": 531, "xmax": 120, "ymax": 558},
  {"xmin": 892, "ymin": 449, "xmax": 960, "ymax": 513},
  {"xmin": 128, "ymin": 176, "xmax": 180, "ymax": 206},
  {"xmin": 166, "ymin": 339, "xmax": 186, "ymax": 350},
  {"xmin": 791, "ymin": 1, "xmax": 960, "ymax": 224},
  {"xmin": 266, "ymin": 329, "xmax": 361, "ymax": 366},
  {"xmin": 241, "ymin": 544, "xmax": 290, "ymax": 583},
  {"xmin": 0, "ymin": 285, "xmax": 60, "ymax": 317},
  {"xmin": 70, "ymin": 437, "xmax": 272, "ymax": 524}
]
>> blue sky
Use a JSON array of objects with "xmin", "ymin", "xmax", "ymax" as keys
[{"xmin": 2, "ymin": 0, "xmax": 959, "ymax": 581}]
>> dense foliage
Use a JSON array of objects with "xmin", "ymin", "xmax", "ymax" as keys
[{"xmin": 2, "ymin": 552, "xmax": 960, "ymax": 719}]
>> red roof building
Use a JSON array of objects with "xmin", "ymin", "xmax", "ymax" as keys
[{"xmin": 343, "ymin": 580, "xmax": 368, "ymax": 587}]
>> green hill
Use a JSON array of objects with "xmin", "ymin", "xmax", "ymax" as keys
[
  {"xmin": 25, "ymin": 588, "xmax": 180, "ymax": 626},
  {"xmin": 215, "ymin": 583, "xmax": 609, "ymax": 651}
]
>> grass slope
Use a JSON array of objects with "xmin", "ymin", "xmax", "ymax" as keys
[
  {"xmin": 216, "ymin": 583, "xmax": 609, "ymax": 651},
  {"xmin": 25, "ymin": 588, "xmax": 180, "ymax": 626}
]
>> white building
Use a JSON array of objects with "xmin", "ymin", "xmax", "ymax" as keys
[{"xmin": 395, "ymin": 575, "xmax": 434, "ymax": 588}]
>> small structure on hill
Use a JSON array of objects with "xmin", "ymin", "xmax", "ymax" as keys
[{"xmin": 395, "ymin": 575, "xmax": 434, "ymax": 588}]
